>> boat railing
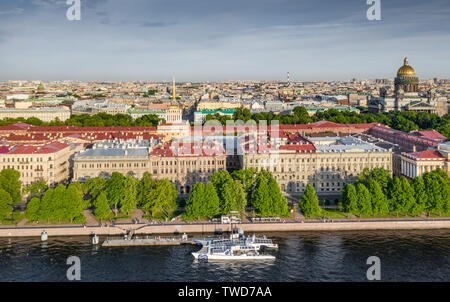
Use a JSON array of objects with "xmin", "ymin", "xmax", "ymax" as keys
[{"xmin": 250, "ymin": 238, "xmax": 274, "ymax": 244}]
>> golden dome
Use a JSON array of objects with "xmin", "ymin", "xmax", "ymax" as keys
[{"xmin": 397, "ymin": 57, "xmax": 416, "ymax": 76}]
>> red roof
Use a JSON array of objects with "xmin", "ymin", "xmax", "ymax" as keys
[
  {"xmin": 371, "ymin": 125, "xmax": 438, "ymax": 147},
  {"xmin": 347, "ymin": 123, "xmax": 379, "ymax": 129},
  {"xmin": 31, "ymin": 126, "xmax": 156, "ymax": 132},
  {"xmin": 406, "ymin": 150, "xmax": 444, "ymax": 160},
  {"xmin": 8, "ymin": 141, "xmax": 70, "ymax": 154},
  {"xmin": 12, "ymin": 122, "xmax": 33, "ymax": 130},
  {"xmin": 192, "ymin": 122, "xmax": 378, "ymax": 136},
  {"xmin": 279, "ymin": 144, "xmax": 316, "ymax": 152},
  {"xmin": 150, "ymin": 142, "xmax": 226, "ymax": 157},
  {"xmin": 309, "ymin": 120, "xmax": 346, "ymax": 128},
  {"xmin": 412, "ymin": 130, "xmax": 447, "ymax": 141},
  {"xmin": 0, "ymin": 123, "xmax": 34, "ymax": 131}
]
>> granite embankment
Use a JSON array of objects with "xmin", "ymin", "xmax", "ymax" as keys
[{"xmin": 1, "ymin": 218, "xmax": 450, "ymax": 238}]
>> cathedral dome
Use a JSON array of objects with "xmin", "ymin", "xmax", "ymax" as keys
[{"xmin": 397, "ymin": 57, "xmax": 416, "ymax": 76}]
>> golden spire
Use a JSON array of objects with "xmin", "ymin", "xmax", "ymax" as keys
[
  {"xmin": 172, "ymin": 75, "xmax": 176, "ymax": 101},
  {"xmin": 404, "ymin": 57, "xmax": 409, "ymax": 65}
]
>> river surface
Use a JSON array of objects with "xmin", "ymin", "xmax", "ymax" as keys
[{"xmin": 0, "ymin": 230, "xmax": 449, "ymax": 281}]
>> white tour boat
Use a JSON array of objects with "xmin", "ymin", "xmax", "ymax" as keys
[{"xmin": 192, "ymin": 242, "xmax": 275, "ymax": 261}]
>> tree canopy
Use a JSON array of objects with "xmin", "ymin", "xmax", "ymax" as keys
[
  {"xmin": 252, "ymin": 170, "xmax": 289, "ymax": 216},
  {"xmin": 184, "ymin": 182, "xmax": 220, "ymax": 220},
  {"xmin": 298, "ymin": 184, "xmax": 322, "ymax": 218},
  {"xmin": 0, "ymin": 169, "xmax": 22, "ymax": 204}
]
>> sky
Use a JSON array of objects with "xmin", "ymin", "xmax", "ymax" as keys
[{"xmin": 0, "ymin": 0, "xmax": 449, "ymax": 82}]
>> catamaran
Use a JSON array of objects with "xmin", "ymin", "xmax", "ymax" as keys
[
  {"xmin": 192, "ymin": 229, "xmax": 277, "ymax": 261},
  {"xmin": 192, "ymin": 241, "xmax": 276, "ymax": 261}
]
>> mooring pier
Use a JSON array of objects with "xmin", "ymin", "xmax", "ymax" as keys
[{"xmin": 102, "ymin": 235, "xmax": 196, "ymax": 247}]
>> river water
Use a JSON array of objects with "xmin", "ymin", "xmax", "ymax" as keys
[{"xmin": 0, "ymin": 230, "xmax": 449, "ymax": 282}]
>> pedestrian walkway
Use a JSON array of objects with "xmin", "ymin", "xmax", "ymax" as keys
[
  {"xmin": 83, "ymin": 210, "xmax": 99, "ymax": 226},
  {"xmin": 16, "ymin": 218, "xmax": 28, "ymax": 227},
  {"xmin": 131, "ymin": 209, "xmax": 144, "ymax": 223}
]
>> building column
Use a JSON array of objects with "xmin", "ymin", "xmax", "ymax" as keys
[{"xmin": 402, "ymin": 160, "xmax": 405, "ymax": 176}]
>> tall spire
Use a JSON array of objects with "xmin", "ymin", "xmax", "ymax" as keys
[{"xmin": 172, "ymin": 75, "xmax": 176, "ymax": 101}]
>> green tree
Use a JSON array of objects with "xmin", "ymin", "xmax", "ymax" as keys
[
  {"xmin": 69, "ymin": 181, "xmax": 85, "ymax": 197},
  {"xmin": 231, "ymin": 168, "xmax": 257, "ymax": 202},
  {"xmin": 106, "ymin": 172, "xmax": 125, "ymax": 216},
  {"xmin": 146, "ymin": 179, "xmax": 178, "ymax": 219},
  {"xmin": 356, "ymin": 183, "xmax": 373, "ymax": 216},
  {"xmin": 357, "ymin": 167, "xmax": 392, "ymax": 193},
  {"xmin": 292, "ymin": 106, "xmax": 312, "ymax": 124},
  {"xmin": 203, "ymin": 183, "xmax": 220, "ymax": 219},
  {"xmin": 50, "ymin": 184, "xmax": 68, "ymax": 222},
  {"xmin": 184, "ymin": 183, "xmax": 206, "ymax": 220},
  {"xmin": 38, "ymin": 188, "xmax": 53, "ymax": 222},
  {"xmin": 0, "ymin": 188, "xmax": 13, "ymax": 220},
  {"xmin": 93, "ymin": 192, "xmax": 111, "ymax": 222},
  {"xmin": 423, "ymin": 170, "xmax": 449, "ymax": 215},
  {"xmin": 221, "ymin": 179, "xmax": 247, "ymax": 215},
  {"xmin": 387, "ymin": 176, "xmax": 415, "ymax": 216},
  {"xmin": 25, "ymin": 180, "xmax": 48, "ymax": 199},
  {"xmin": 432, "ymin": 169, "xmax": 450, "ymax": 214},
  {"xmin": 411, "ymin": 176, "xmax": 427, "ymax": 216},
  {"xmin": 298, "ymin": 184, "xmax": 321, "ymax": 218},
  {"xmin": 342, "ymin": 184, "xmax": 358, "ymax": 216},
  {"xmin": 24, "ymin": 197, "xmax": 41, "ymax": 222},
  {"xmin": 401, "ymin": 176, "xmax": 417, "ymax": 215},
  {"xmin": 0, "ymin": 169, "xmax": 22, "ymax": 204},
  {"xmin": 138, "ymin": 172, "xmax": 156, "ymax": 208},
  {"xmin": 252, "ymin": 170, "xmax": 289, "ymax": 216},
  {"xmin": 120, "ymin": 175, "xmax": 139, "ymax": 215},
  {"xmin": 65, "ymin": 183, "xmax": 87, "ymax": 223},
  {"xmin": 211, "ymin": 170, "xmax": 234, "ymax": 207},
  {"xmin": 84, "ymin": 177, "xmax": 106, "ymax": 199},
  {"xmin": 252, "ymin": 171, "xmax": 271, "ymax": 216},
  {"xmin": 367, "ymin": 180, "xmax": 389, "ymax": 216}
]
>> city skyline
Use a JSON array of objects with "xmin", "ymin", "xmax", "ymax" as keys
[{"xmin": 1, "ymin": 0, "xmax": 450, "ymax": 81}]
